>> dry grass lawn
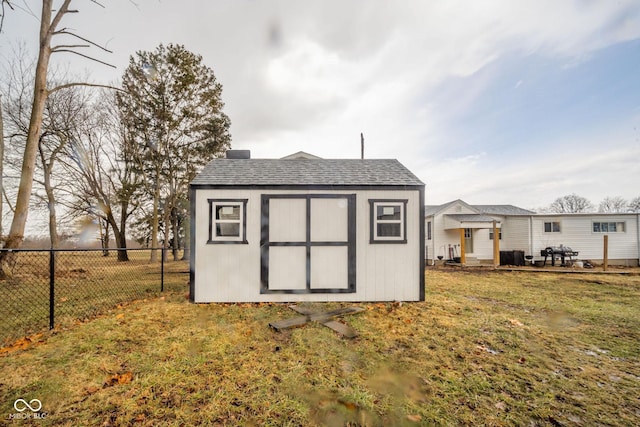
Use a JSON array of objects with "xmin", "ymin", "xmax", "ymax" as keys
[{"xmin": 1, "ymin": 268, "xmax": 639, "ymax": 426}]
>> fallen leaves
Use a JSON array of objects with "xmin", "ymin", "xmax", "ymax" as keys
[
  {"xmin": 509, "ymin": 319, "xmax": 524, "ymax": 327},
  {"xmin": 103, "ymin": 371, "xmax": 134, "ymax": 388},
  {"xmin": 0, "ymin": 333, "xmax": 45, "ymax": 355},
  {"xmin": 84, "ymin": 385, "xmax": 100, "ymax": 396}
]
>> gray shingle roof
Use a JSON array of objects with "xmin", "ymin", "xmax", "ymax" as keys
[
  {"xmin": 425, "ymin": 200, "xmax": 534, "ymax": 217},
  {"xmin": 474, "ymin": 205, "xmax": 535, "ymax": 215},
  {"xmin": 446, "ymin": 214, "xmax": 498, "ymax": 222},
  {"xmin": 191, "ymin": 159, "xmax": 424, "ymax": 187}
]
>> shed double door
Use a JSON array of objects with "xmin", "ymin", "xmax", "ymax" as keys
[{"xmin": 260, "ymin": 194, "xmax": 356, "ymax": 294}]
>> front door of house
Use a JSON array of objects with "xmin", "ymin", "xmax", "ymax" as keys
[
  {"xmin": 260, "ymin": 194, "xmax": 356, "ymax": 294},
  {"xmin": 464, "ymin": 228, "xmax": 473, "ymax": 253}
]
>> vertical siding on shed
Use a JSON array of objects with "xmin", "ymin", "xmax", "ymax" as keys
[{"xmin": 193, "ymin": 188, "xmax": 421, "ymax": 302}]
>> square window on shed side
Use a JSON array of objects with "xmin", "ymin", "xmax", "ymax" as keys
[
  {"xmin": 369, "ymin": 200, "xmax": 407, "ymax": 243},
  {"xmin": 208, "ymin": 199, "xmax": 248, "ymax": 244}
]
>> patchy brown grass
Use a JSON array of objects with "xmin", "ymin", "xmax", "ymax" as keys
[
  {"xmin": 0, "ymin": 269, "xmax": 639, "ymax": 426},
  {"xmin": 0, "ymin": 251, "xmax": 187, "ymax": 345}
]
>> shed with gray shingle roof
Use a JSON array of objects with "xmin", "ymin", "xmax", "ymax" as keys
[{"xmin": 190, "ymin": 151, "xmax": 425, "ymax": 303}]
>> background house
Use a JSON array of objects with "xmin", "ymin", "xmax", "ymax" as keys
[
  {"xmin": 190, "ymin": 151, "xmax": 425, "ymax": 302},
  {"xmin": 426, "ymin": 200, "xmax": 640, "ymax": 266}
]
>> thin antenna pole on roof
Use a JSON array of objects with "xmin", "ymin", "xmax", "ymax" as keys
[{"xmin": 360, "ymin": 132, "xmax": 364, "ymax": 159}]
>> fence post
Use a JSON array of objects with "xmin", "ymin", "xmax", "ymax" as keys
[
  {"xmin": 49, "ymin": 249, "xmax": 55, "ymax": 330},
  {"xmin": 161, "ymin": 247, "xmax": 165, "ymax": 292}
]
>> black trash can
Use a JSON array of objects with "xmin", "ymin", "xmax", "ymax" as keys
[{"xmin": 500, "ymin": 250, "xmax": 525, "ymax": 266}]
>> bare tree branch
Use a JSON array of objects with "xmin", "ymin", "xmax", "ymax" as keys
[
  {"xmin": 50, "ymin": 49, "xmax": 116, "ymax": 68},
  {"xmin": 53, "ymin": 29, "xmax": 114, "ymax": 53},
  {"xmin": 3, "ymin": 186, "xmax": 15, "ymax": 213},
  {"xmin": 52, "ymin": 44, "xmax": 91, "ymax": 51},
  {"xmin": 48, "ymin": 82, "xmax": 125, "ymax": 96},
  {"xmin": 0, "ymin": 0, "xmax": 14, "ymax": 33}
]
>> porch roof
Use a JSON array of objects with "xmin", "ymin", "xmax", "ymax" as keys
[{"xmin": 444, "ymin": 214, "xmax": 501, "ymax": 230}]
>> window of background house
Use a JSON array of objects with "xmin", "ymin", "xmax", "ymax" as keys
[
  {"xmin": 489, "ymin": 230, "xmax": 502, "ymax": 240},
  {"xmin": 427, "ymin": 221, "xmax": 432, "ymax": 240},
  {"xmin": 544, "ymin": 221, "xmax": 561, "ymax": 233},
  {"xmin": 593, "ymin": 222, "xmax": 625, "ymax": 233}
]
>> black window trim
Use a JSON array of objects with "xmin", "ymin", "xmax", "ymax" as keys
[
  {"xmin": 369, "ymin": 199, "xmax": 408, "ymax": 244},
  {"xmin": 207, "ymin": 199, "xmax": 248, "ymax": 244},
  {"xmin": 543, "ymin": 221, "xmax": 561, "ymax": 233}
]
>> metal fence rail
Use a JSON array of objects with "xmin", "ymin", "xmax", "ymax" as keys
[{"xmin": 0, "ymin": 248, "xmax": 187, "ymax": 346}]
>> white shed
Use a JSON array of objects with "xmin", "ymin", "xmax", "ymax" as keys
[{"xmin": 189, "ymin": 151, "xmax": 425, "ymax": 302}]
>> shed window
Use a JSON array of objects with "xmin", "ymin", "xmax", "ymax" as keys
[
  {"xmin": 544, "ymin": 222, "xmax": 561, "ymax": 233},
  {"xmin": 593, "ymin": 222, "xmax": 625, "ymax": 233},
  {"xmin": 208, "ymin": 199, "xmax": 248, "ymax": 244},
  {"xmin": 370, "ymin": 200, "xmax": 407, "ymax": 243}
]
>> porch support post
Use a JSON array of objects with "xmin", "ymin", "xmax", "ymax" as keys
[
  {"xmin": 459, "ymin": 228, "xmax": 466, "ymax": 265},
  {"xmin": 493, "ymin": 220, "xmax": 500, "ymax": 267},
  {"xmin": 603, "ymin": 234, "xmax": 609, "ymax": 271}
]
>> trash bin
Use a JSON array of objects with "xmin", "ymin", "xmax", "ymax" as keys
[{"xmin": 500, "ymin": 250, "xmax": 525, "ymax": 266}]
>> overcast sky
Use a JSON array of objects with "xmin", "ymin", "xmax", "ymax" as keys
[{"xmin": 2, "ymin": 0, "xmax": 640, "ymax": 210}]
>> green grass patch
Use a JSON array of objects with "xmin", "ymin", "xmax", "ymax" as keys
[{"xmin": 1, "ymin": 269, "xmax": 639, "ymax": 426}]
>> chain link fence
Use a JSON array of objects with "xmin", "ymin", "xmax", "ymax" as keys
[{"xmin": 0, "ymin": 248, "xmax": 189, "ymax": 346}]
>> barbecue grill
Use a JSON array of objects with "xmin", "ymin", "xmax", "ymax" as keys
[{"xmin": 541, "ymin": 246, "xmax": 579, "ymax": 266}]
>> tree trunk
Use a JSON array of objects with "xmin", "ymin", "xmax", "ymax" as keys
[
  {"xmin": 104, "ymin": 210, "xmax": 128, "ymax": 262},
  {"xmin": 101, "ymin": 219, "xmax": 110, "ymax": 256},
  {"xmin": 150, "ymin": 173, "xmax": 159, "ymax": 262},
  {"xmin": 44, "ymin": 180, "xmax": 59, "ymax": 249},
  {"xmin": 116, "ymin": 199, "xmax": 129, "ymax": 261},
  {"xmin": 0, "ymin": 93, "xmax": 4, "ymax": 241},
  {"xmin": 40, "ymin": 143, "xmax": 59, "ymax": 248},
  {"xmin": 171, "ymin": 206, "xmax": 179, "ymax": 261},
  {"xmin": 181, "ymin": 212, "xmax": 190, "ymax": 261},
  {"xmin": 162, "ymin": 196, "xmax": 170, "ymax": 262}
]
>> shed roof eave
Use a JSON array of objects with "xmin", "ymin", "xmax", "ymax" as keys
[{"xmin": 190, "ymin": 183, "xmax": 425, "ymax": 190}]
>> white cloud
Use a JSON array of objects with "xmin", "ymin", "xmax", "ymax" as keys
[{"xmin": 2, "ymin": 0, "xmax": 639, "ymax": 211}]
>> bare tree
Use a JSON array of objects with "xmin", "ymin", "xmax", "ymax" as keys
[
  {"xmin": 598, "ymin": 196, "xmax": 628, "ymax": 213},
  {"xmin": 628, "ymin": 196, "xmax": 640, "ymax": 213},
  {"xmin": 4, "ymin": 0, "xmax": 72, "ymax": 253},
  {"xmin": 36, "ymin": 81, "xmax": 95, "ymax": 247},
  {"xmin": 60, "ymin": 91, "xmax": 141, "ymax": 261},
  {"xmin": 2, "ymin": 44, "xmax": 93, "ymax": 248},
  {"xmin": 0, "ymin": 0, "xmax": 116, "ymax": 275},
  {"xmin": 548, "ymin": 194, "xmax": 595, "ymax": 213}
]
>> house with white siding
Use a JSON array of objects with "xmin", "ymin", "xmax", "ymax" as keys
[
  {"xmin": 190, "ymin": 150, "xmax": 425, "ymax": 302},
  {"xmin": 426, "ymin": 199, "xmax": 640, "ymax": 266}
]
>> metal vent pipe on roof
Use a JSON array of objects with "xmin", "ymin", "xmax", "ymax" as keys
[{"xmin": 226, "ymin": 150, "xmax": 251, "ymax": 159}]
